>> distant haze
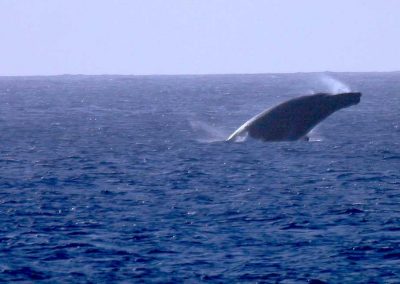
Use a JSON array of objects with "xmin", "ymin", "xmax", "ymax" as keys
[{"xmin": 1, "ymin": 0, "xmax": 399, "ymax": 76}]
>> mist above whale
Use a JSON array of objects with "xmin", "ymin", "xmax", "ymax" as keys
[{"xmin": 226, "ymin": 92, "xmax": 362, "ymax": 142}]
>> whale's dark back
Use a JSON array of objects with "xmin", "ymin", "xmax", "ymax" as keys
[
  {"xmin": 247, "ymin": 92, "xmax": 362, "ymax": 141},
  {"xmin": 329, "ymin": 92, "xmax": 362, "ymax": 110}
]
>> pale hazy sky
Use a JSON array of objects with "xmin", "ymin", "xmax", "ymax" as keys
[{"xmin": 1, "ymin": 0, "xmax": 399, "ymax": 75}]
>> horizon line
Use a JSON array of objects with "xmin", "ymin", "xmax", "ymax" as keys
[{"xmin": 1, "ymin": 70, "xmax": 400, "ymax": 78}]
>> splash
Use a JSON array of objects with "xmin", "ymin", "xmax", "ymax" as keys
[
  {"xmin": 307, "ymin": 128, "xmax": 323, "ymax": 142},
  {"xmin": 319, "ymin": 74, "xmax": 351, "ymax": 94},
  {"xmin": 189, "ymin": 120, "xmax": 228, "ymax": 143}
]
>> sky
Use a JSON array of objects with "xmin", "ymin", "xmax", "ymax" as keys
[{"xmin": 1, "ymin": 0, "xmax": 399, "ymax": 75}]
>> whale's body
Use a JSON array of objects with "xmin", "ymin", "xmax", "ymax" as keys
[{"xmin": 226, "ymin": 92, "xmax": 362, "ymax": 142}]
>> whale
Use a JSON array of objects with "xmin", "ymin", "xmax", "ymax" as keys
[{"xmin": 226, "ymin": 92, "xmax": 362, "ymax": 142}]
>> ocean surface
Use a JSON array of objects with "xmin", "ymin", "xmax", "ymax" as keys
[{"xmin": 0, "ymin": 73, "xmax": 399, "ymax": 283}]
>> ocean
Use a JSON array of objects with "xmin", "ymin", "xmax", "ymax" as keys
[{"xmin": 0, "ymin": 73, "xmax": 399, "ymax": 283}]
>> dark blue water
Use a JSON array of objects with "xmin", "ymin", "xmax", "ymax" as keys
[{"xmin": 0, "ymin": 73, "xmax": 399, "ymax": 283}]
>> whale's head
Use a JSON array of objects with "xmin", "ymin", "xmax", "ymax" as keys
[{"xmin": 331, "ymin": 92, "xmax": 362, "ymax": 109}]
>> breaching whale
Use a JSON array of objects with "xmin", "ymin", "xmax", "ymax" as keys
[{"xmin": 226, "ymin": 92, "xmax": 362, "ymax": 142}]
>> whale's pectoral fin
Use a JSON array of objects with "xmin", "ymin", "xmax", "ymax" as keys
[
  {"xmin": 226, "ymin": 126, "xmax": 249, "ymax": 142},
  {"xmin": 226, "ymin": 115, "xmax": 259, "ymax": 142},
  {"xmin": 226, "ymin": 129, "xmax": 247, "ymax": 142}
]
